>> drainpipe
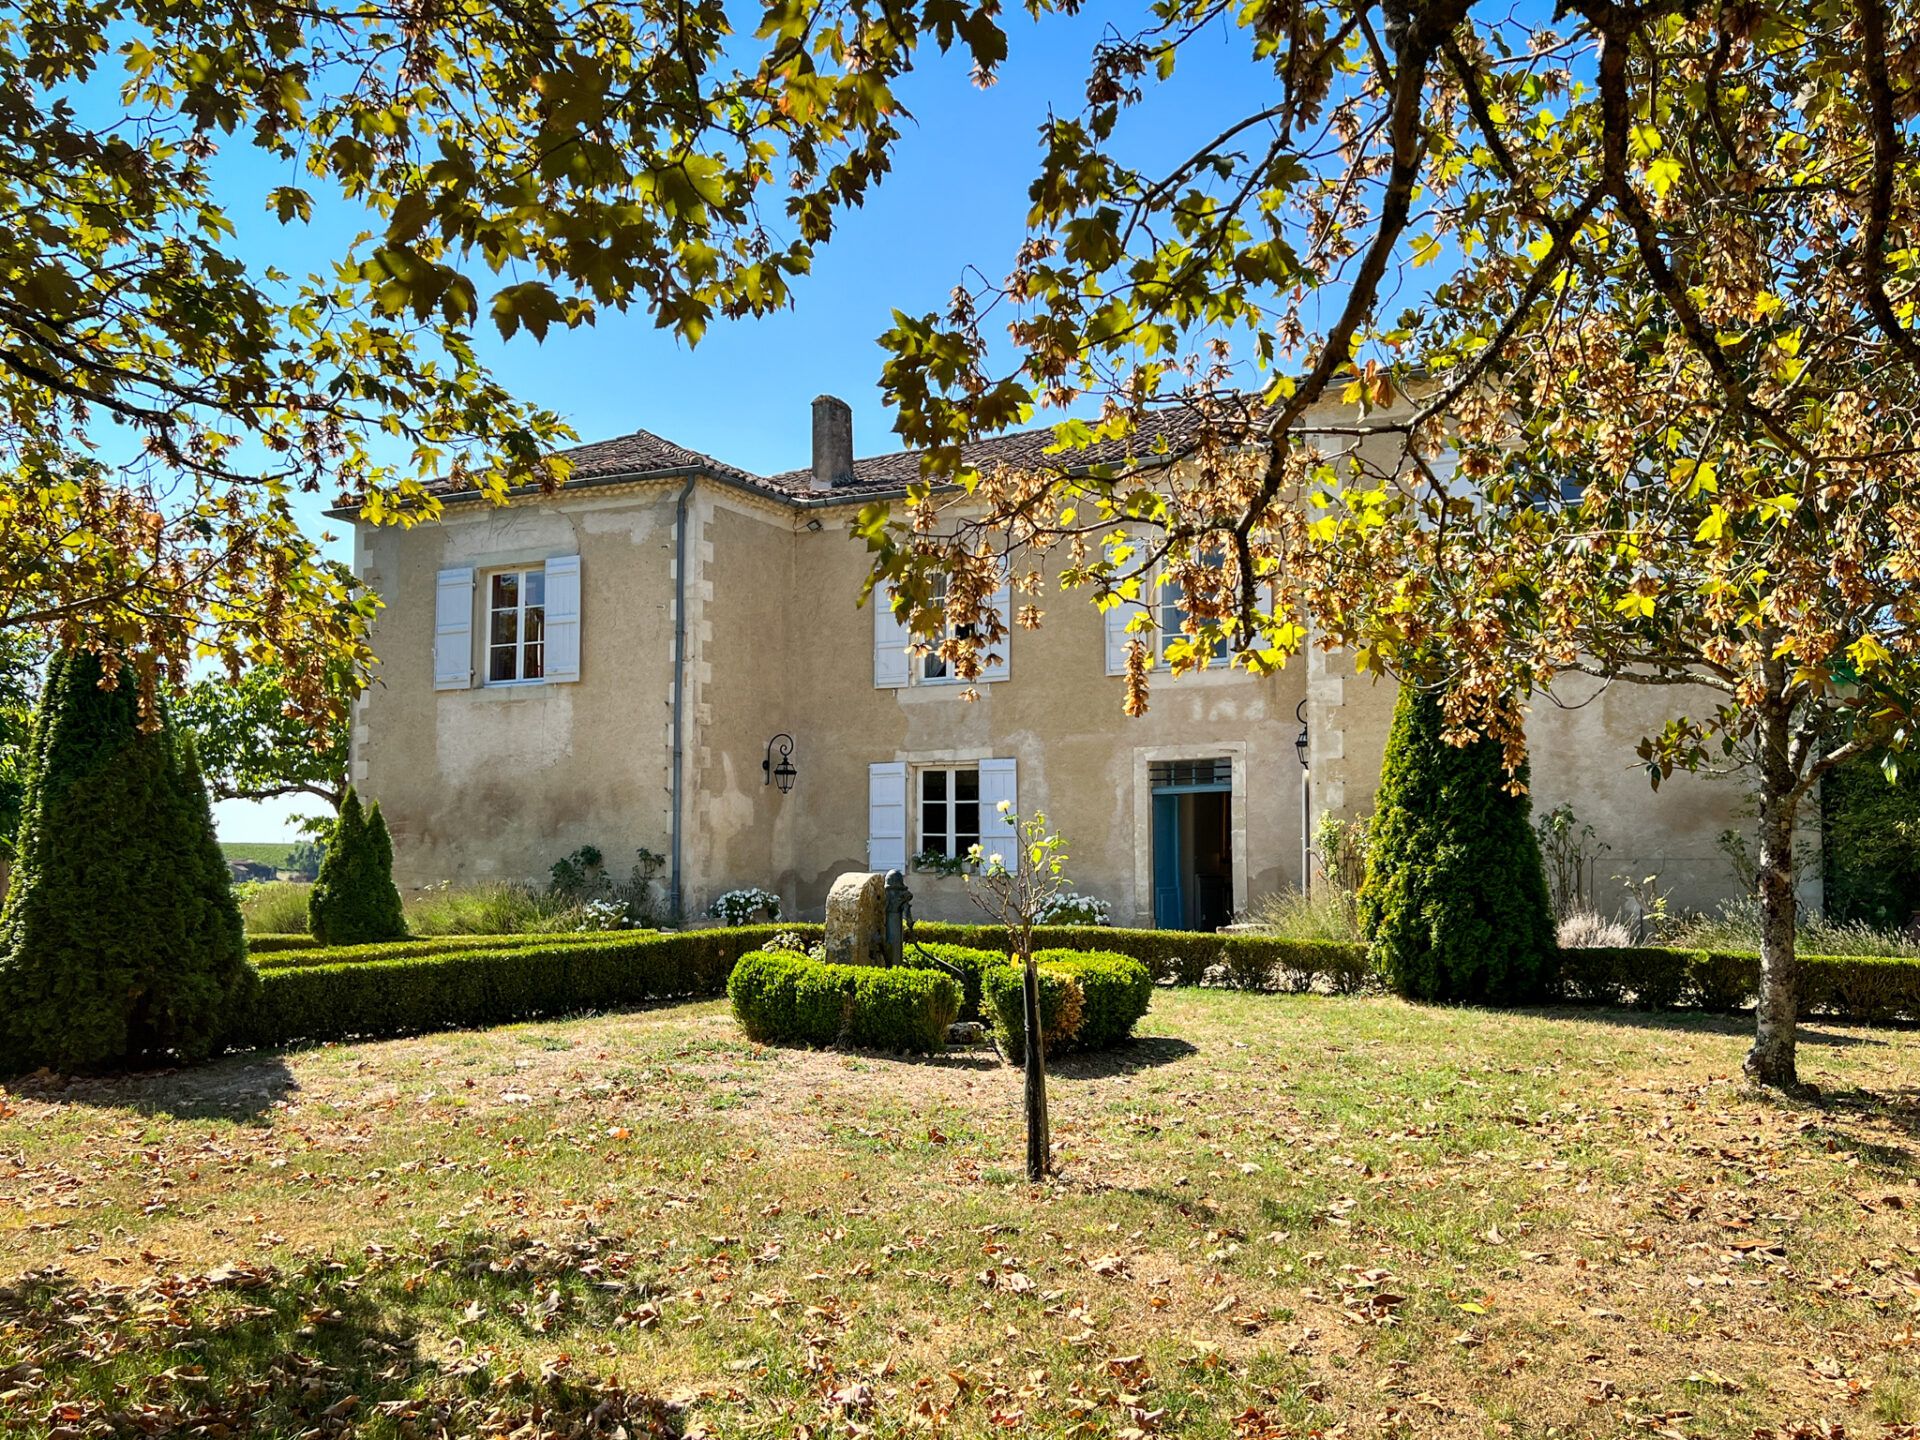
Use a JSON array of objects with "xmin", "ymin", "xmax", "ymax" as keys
[{"xmin": 668, "ymin": 474, "xmax": 698, "ymax": 921}]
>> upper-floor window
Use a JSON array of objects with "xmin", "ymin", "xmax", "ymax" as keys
[
  {"xmin": 1157, "ymin": 552, "xmax": 1230, "ymax": 667},
  {"xmin": 920, "ymin": 573, "xmax": 980, "ymax": 683},
  {"xmin": 487, "ymin": 567, "xmax": 546, "ymax": 683}
]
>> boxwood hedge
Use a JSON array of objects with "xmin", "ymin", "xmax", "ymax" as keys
[
  {"xmin": 727, "ymin": 950, "xmax": 961, "ymax": 1053},
  {"xmin": 981, "ymin": 950, "xmax": 1154, "ymax": 1062},
  {"xmin": 253, "ymin": 931, "xmax": 589, "ymax": 970},
  {"xmin": 229, "ymin": 925, "xmax": 796, "ymax": 1051},
  {"xmin": 212, "ymin": 920, "xmax": 1920, "ymax": 1070}
]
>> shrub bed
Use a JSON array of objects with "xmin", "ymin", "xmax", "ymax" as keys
[
  {"xmin": 728, "ymin": 951, "xmax": 960, "ymax": 1054},
  {"xmin": 230, "ymin": 926, "xmax": 796, "ymax": 1051},
  {"xmin": 981, "ymin": 950, "xmax": 1154, "ymax": 1062},
  {"xmin": 899, "ymin": 942, "xmax": 1002, "ymax": 1020}
]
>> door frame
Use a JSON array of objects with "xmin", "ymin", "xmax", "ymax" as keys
[{"xmin": 1131, "ymin": 743, "xmax": 1250, "ymax": 928}]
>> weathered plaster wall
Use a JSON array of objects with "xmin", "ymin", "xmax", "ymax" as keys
[
  {"xmin": 1306, "ymin": 650, "xmax": 1791, "ymax": 917},
  {"xmin": 354, "ymin": 453, "xmax": 1794, "ymax": 926},
  {"xmin": 775, "ymin": 525, "xmax": 1308, "ymax": 924},
  {"xmin": 353, "ymin": 484, "xmax": 682, "ymax": 889}
]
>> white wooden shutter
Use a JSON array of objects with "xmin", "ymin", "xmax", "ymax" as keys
[
  {"xmin": 434, "ymin": 567, "xmax": 474, "ymax": 690},
  {"xmin": 977, "ymin": 757, "xmax": 1018, "ymax": 854},
  {"xmin": 867, "ymin": 762, "xmax": 908, "ymax": 871},
  {"xmin": 981, "ymin": 568, "xmax": 1012, "ymax": 683},
  {"xmin": 1103, "ymin": 597, "xmax": 1142, "ymax": 677},
  {"xmin": 873, "ymin": 596, "xmax": 911, "ymax": 689},
  {"xmin": 543, "ymin": 554, "xmax": 581, "ymax": 683}
]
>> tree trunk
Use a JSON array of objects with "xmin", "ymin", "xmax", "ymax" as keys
[
  {"xmin": 1021, "ymin": 952, "xmax": 1050, "ymax": 1180},
  {"xmin": 1745, "ymin": 702, "xmax": 1802, "ymax": 1091}
]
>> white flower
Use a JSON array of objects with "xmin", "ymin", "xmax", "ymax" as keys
[
  {"xmin": 987, "ymin": 852, "xmax": 1004, "ymax": 867},
  {"xmin": 996, "ymin": 799, "xmax": 1012, "ymax": 814}
]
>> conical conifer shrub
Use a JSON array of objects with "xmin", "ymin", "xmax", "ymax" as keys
[{"xmin": 0, "ymin": 652, "xmax": 255, "ymax": 1070}]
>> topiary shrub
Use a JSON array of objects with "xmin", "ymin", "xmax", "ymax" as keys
[
  {"xmin": 0, "ymin": 651, "xmax": 257, "ymax": 1070},
  {"xmin": 727, "ymin": 951, "xmax": 960, "ymax": 1053},
  {"xmin": 307, "ymin": 787, "xmax": 407, "ymax": 946},
  {"xmin": 901, "ymin": 942, "xmax": 1003, "ymax": 1020},
  {"xmin": 981, "ymin": 949, "xmax": 1152, "ymax": 1061},
  {"xmin": 1358, "ymin": 685, "xmax": 1557, "ymax": 1004}
]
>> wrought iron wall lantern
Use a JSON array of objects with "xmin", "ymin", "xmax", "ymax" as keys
[
  {"xmin": 763, "ymin": 733, "xmax": 797, "ymax": 794},
  {"xmin": 1293, "ymin": 699, "xmax": 1310, "ymax": 770}
]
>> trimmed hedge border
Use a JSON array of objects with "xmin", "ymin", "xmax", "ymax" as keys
[
  {"xmin": 215, "ymin": 922, "xmax": 1920, "ymax": 1065},
  {"xmin": 727, "ymin": 950, "xmax": 961, "ymax": 1053},
  {"xmin": 230, "ymin": 926, "xmax": 797, "ymax": 1050},
  {"xmin": 252, "ymin": 931, "xmax": 602, "ymax": 971},
  {"xmin": 914, "ymin": 924, "xmax": 1920, "ymax": 1021},
  {"xmin": 246, "ymin": 933, "xmax": 319, "ymax": 954}
]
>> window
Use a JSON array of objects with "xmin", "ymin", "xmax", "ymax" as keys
[
  {"xmin": 487, "ymin": 567, "xmax": 546, "ymax": 683},
  {"xmin": 919, "ymin": 573, "xmax": 981, "ymax": 683},
  {"xmin": 1157, "ymin": 552, "xmax": 1230, "ymax": 666},
  {"xmin": 917, "ymin": 766, "xmax": 981, "ymax": 859}
]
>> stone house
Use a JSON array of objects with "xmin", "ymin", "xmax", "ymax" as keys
[{"xmin": 340, "ymin": 395, "xmax": 1781, "ymax": 926}]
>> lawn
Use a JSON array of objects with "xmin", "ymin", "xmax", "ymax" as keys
[
  {"xmin": 3, "ymin": 991, "xmax": 1918, "ymax": 1438},
  {"xmin": 221, "ymin": 841, "xmax": 296, "ymax": 868}
]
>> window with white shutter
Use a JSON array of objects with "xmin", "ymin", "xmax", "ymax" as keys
[
  {"xmin": 873, "ymin": 600, "xmax": 911, "ymax": 689},
  {"xmin": 867, "ymin": 762, "xmax": 908, "ymax": 871},
  {"xmin": 543, "ymin": 555, "xmax": 581, "ymax": 683},
  {"xmin": 434, "ymin": 567, "xmax": 475, "ymax": 690},
  {"xmin": 875, "ymin": 570, "xmax": 1011, "ymax": 688},
  {"xmin": 977, "ymin": 758, "xmax": 1019, "ymax": 854}
]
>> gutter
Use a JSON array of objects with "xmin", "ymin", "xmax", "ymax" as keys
[{"xmin": 668, "ymin": 472, "xmax": 698, "ymax": 922}]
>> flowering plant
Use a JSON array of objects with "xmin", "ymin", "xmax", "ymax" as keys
[{"xmin": 707, "ymin": 887, "xmax": 782, "ymax": 925}]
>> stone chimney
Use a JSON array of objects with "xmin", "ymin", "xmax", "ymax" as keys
[{"xmin": 810, "ymin": 394, "xmax": 853, "ymax": 492}]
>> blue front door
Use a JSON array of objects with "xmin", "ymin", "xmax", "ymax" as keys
[{"xmin": 1152, "ymin": 793, "xmax": 1183, "ymax": 929}]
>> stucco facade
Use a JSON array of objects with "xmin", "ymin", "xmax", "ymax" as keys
[{"xmin": 347, "ymin": 405, "xmax": 1790, "ymax": 927}]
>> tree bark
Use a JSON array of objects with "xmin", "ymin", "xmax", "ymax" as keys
[
  {"xmin": 1021, "ymin": 953, "xmax": 1050, "ymax": 1180},
  {"xmin": 1745, "ymin": 701, "xmax": 1802, "ymax": 1091}
]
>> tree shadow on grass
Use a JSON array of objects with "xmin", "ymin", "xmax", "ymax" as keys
[
  {"xmin": 1050, "ymin": 1036, "xmax": 1199, "ymax": 1080},
  {"xmin": 3, "ymin": 1050, "xmax": 299, "ymax": 1124},
  {"xmin": 1520, "ymin": 1004, "xmax": 1897, "ymax": 1049},
  {"xmin": 1, "ymin": 1235, "xmax": 685, "ymax": 1438}
]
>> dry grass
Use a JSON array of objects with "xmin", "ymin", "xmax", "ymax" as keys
[{"xmin": 4, "ymin": 991, "xmax": 1919, "ymax": 1438}]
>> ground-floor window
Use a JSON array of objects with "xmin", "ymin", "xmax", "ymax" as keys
[{"xmin": 917, "ymin": 765, "xmax": 981, "ymax": 859}]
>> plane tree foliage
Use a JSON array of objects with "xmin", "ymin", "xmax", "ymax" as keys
[
  {"xmin": 776, "ymin": 0, "xmax": 1913, "ymax": 1093},
  {"xmin": 0, "ymin": 0, "xmax": 951, "ymax": 722}
]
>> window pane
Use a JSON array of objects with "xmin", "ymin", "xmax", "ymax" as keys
[
  {"xmin": 523, "ymin": 642, "xmax": 543, "ymax": 680},
  {"xmin": 923, "ymin": 769, "xmax": 948, "ymax": 802},
  {"xmin": 954, "ymin": 800, "xmax": 978, "ymax": 846},
  {"xmin": 491, "ymin": 572, "xmax": 518, "ymax": 609},
  {"xmin": 924, "ymin": 802, "xmax": 949, "ymax": 855},
  {"xmin": 490, "ymin": 610, "xmax": 518, "ymax": 647},
  {"xmin": 924, "ymin": 652, "xmax": 948, "ymax": 680},
  {"xmin": 955, "ymin": 769, "xmax": 979, "ymax": 802},
  {"xmin": 523, "ymin": 604, "xmax": 544, "ymax": 678},
  {"xmin": 524, "ymin": 570, "xmax": 546, "ymax": 608},
  {"xmin": 488, "ymin": 645, "xmax": 517, "ymax": 683}
]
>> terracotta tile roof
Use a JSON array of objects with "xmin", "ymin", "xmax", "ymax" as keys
[
  {"xmin": 408, "ymin": 402, "xmax": 1261, "ymax": 510},
  {"xmin": 759, "ymin": 403, "xmax": 1256, "ymax": 500},
  {"xmin": 557, "ymin": 427, "xmax": 759, "ymax": 484}
]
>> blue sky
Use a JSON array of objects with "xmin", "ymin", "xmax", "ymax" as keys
[{"xmin": 215, "ymin": 7, "xmax": 1286, "ymax": 841}]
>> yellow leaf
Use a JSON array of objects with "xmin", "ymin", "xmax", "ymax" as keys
[
  {"xmin": 1410, "ymin": 233, "xmax": 1442, "ymax": 267},
  {"xmin": 1850, "ymin": 634, "xmax": 1894, "ymax": 670},
  {"xmin": 1695, "ymin": 506, "xmax": 1728, "ymax": 542},
  {"xmin": 1614, "ymin": 591, "xmax": 1656, "ymax": 619},
  {"xmin": 1645, "ymin": 156, "xmax": 1683, "ymax": 197}
]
